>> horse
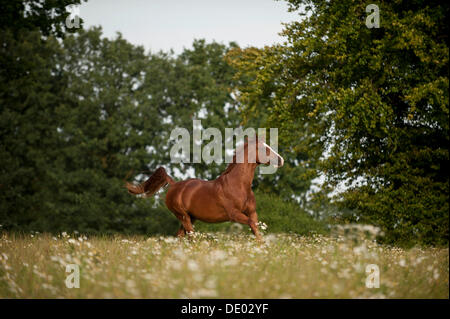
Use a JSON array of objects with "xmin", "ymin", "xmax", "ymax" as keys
[{"xmin": 125, "ymin": 136, "xmax": 284, "ymax": 240}]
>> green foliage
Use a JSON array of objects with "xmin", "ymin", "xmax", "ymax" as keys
[
  {"xmin": 0, "ymin": 26, "xmax": 231, "ymax": 235},
  {"xmin": 166, "ymin": 39, "xmax": 243, "ymax": 180},
  {"xmin": 0, "ymin": 0, "xmax": 86, "ymax": 38},
  {"xmin": 3, "ymin": 0, "xmax": 445, "ymax": 247},
  {"xmin": 226, "ymin": 46, "xmax": 320, "ymax": 203},
  {"xmin": 0, "ymin": 12, "xmax": 317, "ymax": 237},
  {"xmin": 0, "ymin": 29, "xmax": 65, "ymax": 231},
  {"xmin": 228, "ymin": 0, "xmax": 449, "ymax": 246}
]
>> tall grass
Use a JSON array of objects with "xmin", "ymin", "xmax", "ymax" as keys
[{"xmin": 0, "ymin": 231, "xmax": 448, "ymax": 298}]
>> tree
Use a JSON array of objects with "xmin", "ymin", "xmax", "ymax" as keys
[
  {"xmin": 226, "ymin": 46, "xmax": 325, "ymax": 205},
  {"xmin": 49, "ymin": 27, "xmax": 172, "ymax": 233},
  {"xmin": 0, "ymin": 30, "xmax": 65, "ymax": 230},
  {"xmin": 228, "ymin": 0, "xmax": 449, "ymax": 245},
  {"xmin": 172, "ymin": 39, "xmax": 242, "ymax": 180},
  {"xmin": 0, "ymin": 0, "xmax": 93, "ymax": 232},
  {"xmin": 0, "ymin": 0, "xmax": 85, "ymax": 38},
  {"xmin": 0, "ymin": 23, "xmax": 261, "ymax": 234}
]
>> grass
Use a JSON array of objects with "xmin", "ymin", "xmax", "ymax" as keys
[{"xmin": 0, "ymin": 230, "xmax": 448, "ymax": 298}]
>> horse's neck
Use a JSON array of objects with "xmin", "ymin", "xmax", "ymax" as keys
[{"xmin": 224, "ymin": 163, "xmax": 257, "ymax": 189}]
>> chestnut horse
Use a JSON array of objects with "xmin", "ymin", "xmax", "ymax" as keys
[{"xmin": 125, "ymin": 137, "xmax": 284, "ymax": 240}]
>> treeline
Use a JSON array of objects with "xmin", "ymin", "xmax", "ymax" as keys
[
  {"xmin": 226, "ymin": 0, "xmax": 449, "ymax": 246},
  {"xmin": 0, "ymin": 0, "xmax": 448, "ymax": 246},
  {"xmin": 0, "ymin": 1, "xmax": 315, "ymax": 236}
]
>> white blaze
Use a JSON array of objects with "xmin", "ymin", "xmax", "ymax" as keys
[{"xmin": 263, "ymin": 142, "xmax": 284, "ymax": 167}]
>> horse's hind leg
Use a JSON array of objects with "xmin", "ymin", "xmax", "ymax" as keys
[
  {"xmin": 181, "ymin": 215, "xmax": 195, "ymax": 234},
  {"xmin": 177, "ymin": 217, "xmax": 195, "ymax": 237},
  {"xmin": 175, "ymin": 214, "xmax": 195, "ymax": 237}
]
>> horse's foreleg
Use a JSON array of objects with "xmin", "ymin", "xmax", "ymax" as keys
[
  {"xmin": 227, "ymin": 209, "xmax": 262, "ymax": 241},
  {"xmin": 248, "ymin": 212, "xmax": 262, "ymax": 241},
  {"xmin": 244, "ymin": 194, "xmax": 263, "ymax": 241},
  {"xmin": 176, "ymin": 225, "xmax": 186, "ymax": 237}
]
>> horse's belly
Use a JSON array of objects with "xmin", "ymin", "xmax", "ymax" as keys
[
  {"xmin": 189, "ymin": 198, "xmax": 228, "ymax": 222},
  {"xmin": 183, "ymin": 184, "xmax": 228, "ymax": 223}
]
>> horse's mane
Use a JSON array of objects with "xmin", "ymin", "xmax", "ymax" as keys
[
  {"xmin": 219, "ymin": 140, "xmax": 252, "ymax": 177},
  {"xmin": 220, "ymin": 155, "xmax": 239, "ymax": 176}
]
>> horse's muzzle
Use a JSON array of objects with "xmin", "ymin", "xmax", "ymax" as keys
[{"xmin": 274, "ymin": 156, "xmax": 284, "ymax": 167}]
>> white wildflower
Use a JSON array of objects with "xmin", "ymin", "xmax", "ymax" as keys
[{"xmin": 187, "ymin": 260, "xmax": 199, "ymax": 271}]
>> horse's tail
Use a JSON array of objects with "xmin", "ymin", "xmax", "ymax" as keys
[{"xmin": 125, "ymin": 167, "xmax": 174, "ymax": 197}]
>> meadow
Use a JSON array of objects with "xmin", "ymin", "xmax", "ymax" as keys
[{"xmin": 0, "ymin": 229, "xmax": 448, "ymax": 298}]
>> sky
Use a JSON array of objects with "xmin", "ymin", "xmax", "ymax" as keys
[{"xmin": 78, "ymin": 0, "xmax": 300, "ymax": 54}]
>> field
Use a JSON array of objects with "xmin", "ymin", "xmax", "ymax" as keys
[{"xmin": 0, "ymin": 230, "xmax": 448, "ymax": 298}]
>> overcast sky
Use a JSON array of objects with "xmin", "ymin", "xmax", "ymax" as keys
[{"xmin": 78, "ymin": 0, "xmax": 300, "ymax": 54}]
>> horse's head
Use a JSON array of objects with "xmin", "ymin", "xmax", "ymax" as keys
[{"xmin": 247, "ymin": 136, "xmax": 284, "ymax": 167}]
